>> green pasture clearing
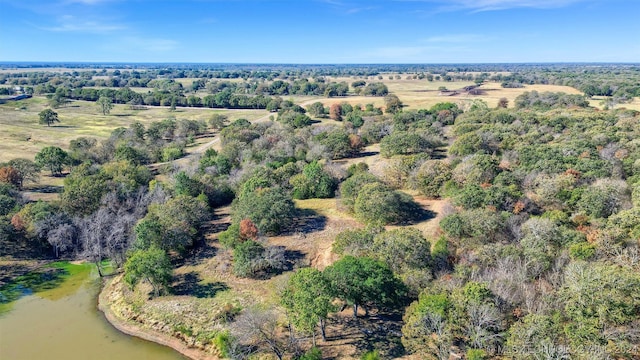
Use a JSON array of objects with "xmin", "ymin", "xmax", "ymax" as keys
[{"xmin": 0, "ymin": 97, "xmax": 268, "ymax": 162}]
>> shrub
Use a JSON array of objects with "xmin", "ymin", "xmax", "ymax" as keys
[
  {"xmin": 299, "ymin": 347, "xmax": 323, "ymax": 360},
  {"xmin": 569, "ymin": 242, "xmax": 596, "ymax": 260},
  {"xmin": 233, "ymin": 186, "xmax": 295, "ymax": 235},
  {"xmin": 353, "ymin": 183, "xmax": 419, "ymax": 225},
  {"xmin": 380, "ymin": 131, "xmax": 442, "ymax": 158},
  {"xmin": 290, "ymin": 161, "xmax": 337, "ymax": 199},
  {"xmin": 412, "ymin": 160, "xmax": 451, "ymax": 198}
]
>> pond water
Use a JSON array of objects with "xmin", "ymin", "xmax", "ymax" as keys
[{"xmin": 0, "ymin": 262, "xmax": 186, "ymax": 360}]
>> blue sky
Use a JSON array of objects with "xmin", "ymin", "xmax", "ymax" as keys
[{"xmin": 0, "ymin": 0, "xmax": 638, "ymax": 63}]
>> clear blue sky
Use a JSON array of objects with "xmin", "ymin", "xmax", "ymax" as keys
[{"xmin": 1, "ymin": 0, "xmax": 638, "ymax": 63}]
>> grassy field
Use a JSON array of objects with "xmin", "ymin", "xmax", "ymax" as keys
[
  {"xmin": 0, "ymin": 97, "xmax": 268, "ymax": 162},
  {"xmin": 303, "ymin": 77, "xmax": 586, "ymax": 110}
]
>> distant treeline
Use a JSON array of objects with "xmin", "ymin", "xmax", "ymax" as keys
[{"xmin": 3, "ymin": 63, "xmax": 639, "ymax": 102}]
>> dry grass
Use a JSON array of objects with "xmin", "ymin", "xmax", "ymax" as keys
[
  {"xmin": 295, "ymin": 76, "xmax": 588, "ymax": 111},
  {"xmin": 0, "ymin": 97, "xmax": 268, "ymax": 162}
]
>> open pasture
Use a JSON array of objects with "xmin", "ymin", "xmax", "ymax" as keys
[{"xmin": 0, "ymin": 97, "xmax": 268, "ymax": 162}]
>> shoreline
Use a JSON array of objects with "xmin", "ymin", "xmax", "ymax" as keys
[{"xmin": 97, "ymin": 275, "xmax": 219, "ymax": 360}]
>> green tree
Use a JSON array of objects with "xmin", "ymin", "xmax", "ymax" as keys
[
  {"xmin": 232, "ymin": 186, "xmax": 295, "ymax": 235},
  {"xmin": 339, "ymin": 172, "xmax": 380, "ymax": 212},
  {"xmin": 7, "ymin": 158, "xmax": 40, "ymax": 188},
  {"xmin": 353, "ymin": 182, "xmax": 419, "ymax": 225},
  {"xmin": 324, "ymin": 256, "xmax": 406, "ymax": 317},
  {"xmin": 401, "ymin": 291, "xmax": 452, "ymax": 358},
  {"xmin": 124, "ymin": 247, "xmax": 172, "ymax": 298},
  {"xmin": 209, "ymin": 113, "xmax": 228, "ymax": 130},
  {"xmin": 97, "ymin": 96, "xmax": 114, "ymax": 115},
  {"xmin": 412, "ymin": 160, "xmax": 452, "ymax": 198},
  {"xmin": 306, "ymin": 102, "xmax": 326, "ymax": 118},
  {"xmin": 384, "ymin": 94, "xmax": 403, "ymax": 114},
  {"xmin": 290, "ymin": 161, "xmax": 337, "ymax": 199},
  {"xmin": 373, "ymin": 227, "xmax": 431, "ymax": 274},
  {"xmin": 147, "ymin": 195, "xmax": 210, "ymax": 252},
  {"xmin": 380, "ymin": 131, "xmax": 443, "ymax": 158},
  {"xmin": 281, "ymin": 268, "xmax": 335, "ymax": 344},
  {"xmin": 38, "ymin": 109, "xmax": 59, "ymax": 127},
  {"xmin": 35, "ymin": 146, "xmax": 69, "ymax": 176}
]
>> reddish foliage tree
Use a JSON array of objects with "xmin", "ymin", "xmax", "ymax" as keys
[
  {"xmin": 11, "ymin": 214, "xmax": 26, "ymax": 232},
  {"xmin": 329, "ymin": 103, "xmax": 342, "ymax": 121},
  {"xmin": 239, "ymin": 218, "xmax": 259, "ymax": 241},
  {"xmin": 0, "ymin": 166, "xmax": 22, "ymax": 188},
  {"xmin": 348, "ymin": 134, "xmax": 363, "ymax": 151}
]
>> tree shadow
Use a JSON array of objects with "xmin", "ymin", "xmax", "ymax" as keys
[
  {"xmin": 172, "ymin": 271, "xmax": 228, "ymax": 298},
  {"xmin": 431, "ymin": 148, "xmax": 447, "ymax": 160},
  {"xmin": 347, "ymin": 150, "xmax": 379, "ymax": 159},
  {"xmin": 179, "ymin": 238, "xmax": 218, "ymax": 267},
  {"xmin": 23, "ymin": 185, "xmax": 63, "ymax": 194},
  {"xmin": 398, "ymin": 201, "xmax": 436, "ymax": 225},
  {"xmin": 284, "ymin": 249, "xmax": 305, "ymax": 271},
  {"xmin": 281, "ymin": 208, "xmax": 327, "ymax": 236},
  {"xmin": 0, "ymin": 266, "xmax": 68, "ymax": 305},
  {"xmin": 323, "ymin": 309, "xmax": 405, "ymax": 359}
]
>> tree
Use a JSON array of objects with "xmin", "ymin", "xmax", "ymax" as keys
[
  {"xmin": 7, "ymin": 158, "xmax": 40, "ymax": 188},
  {"xmin": 281, "ymin": 268, "xmax": 335, "ymax": 344},
  {"xmin": 497, "ymin": 97, "xmax": 509, "ymax": 108},
  {"xmin": 412, "ymin": 160, "xmax": 452, "ymax": 198},
  {"xmin": 239, "ymin": 218, "xmax": 259, "ymax": 241},
  {"xmin": 339, "ymin": 172, "xmax": 380, "ymax": 212},
  {"xmin": 290, "ymin": 161, "xmax": 337, "ymax": 199},
  {"xmin": 384, "ymin": 94, "xmax": 403, "ymax": 114},
  {"xmin": 97, "ymin": 96, "xmax": 114, "ymax": 115},
  {"xmin": 38, "ymin": 109, "xmax": 59, "ymax": 127},
  {"xmin": 324, "ymin": 256, "xmax": 406, "ymax": 317},
  {"xmin": 401, "ymin": 291, "xmax": 453, "ymax": 358},
  {"xmin": 0, "ymin": 166, "xmax": 22, "ymax": 188},
  {"xmin": 380, "ymin": 131, "xmax": 443, "ymax": 158},
  {"xmin": 231, "ymin": 307, "xmax": 294, "ymax": 360},
  {"xmin": 373, "ymin": 227, "xmax": 431, "ymax": 274},
  {"xmin": 353, "ymin": 182, "xmax": 420, "ymax": 225},
  {"xmin": 329, "ymin": 103, "xmax": 342, "ymax": 121},
  {"xmin": 124, "ymin": 247, "xmax": 172, "ymax": 298},
  {"xmin": 35, "ymin": 146, "xmax": 69, "ymax": 176},
  {"xmin": 233, "ymin": 186, "xmax": 295, "ymax": 235},
  {"xmin": 306, "ymin": 102, "xmax": 326, "ymax": 118},
  {"xmin": 209, "ymin": 113, "xmax": 229, "ymax": 130}
]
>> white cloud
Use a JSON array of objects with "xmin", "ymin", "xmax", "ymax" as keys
[
  {"xmin": 63, "ymin": 0, "xmax": 114, "ymax": 5},
  {"xmin": 37, "ymin": 15, "xmax": 126, "ymax": 33},
  {"xmin": 425, "ymin": 34, "xmax": 490, "ymax": 43},
  {"xmin": 402, "ymin": 0, "xmax": 592, "ymax": 12}
]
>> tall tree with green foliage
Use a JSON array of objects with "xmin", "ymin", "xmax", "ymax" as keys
[
  {"xmin": 324, "ymin": 256, "xmax": 405, "ymax": 317},
  {"xmin": 38, "ymin": 108, "xmax": 60, "ymax": 127},
  {"xmin": 281, "ymin": 268, "xmax": 335, "ymax": 344},
  {"xmin": 35, "ymin": 146, "xmax": 68, "ymax": 176},
  {"xmin": 124, "ymin": 247, "xmax": 172, "ymax": 298},
  {"xmin": 97, "ymin": 96, "xmax": 114, "ymax": 115},
  {"xmin": 290, "ymin": 161, "xmax": 337, "ymax": 199}
]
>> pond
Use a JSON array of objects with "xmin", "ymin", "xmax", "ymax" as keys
[{"xmin": 0, "ymin": 262, "xmax": 186, "ymax": 360}]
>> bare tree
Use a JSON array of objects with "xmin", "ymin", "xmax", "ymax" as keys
[
  {"xmin": 465, "ymin": 303, "xmax": 504, "ymax": 353},
  {"xmin": 230, "ymin": 307, "xmax": 296, "ymax": 360}
]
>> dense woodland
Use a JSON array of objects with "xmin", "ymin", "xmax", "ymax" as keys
[{"xmin": 1, "ymin": 64, "xmax": 640, "ymax": 360}]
